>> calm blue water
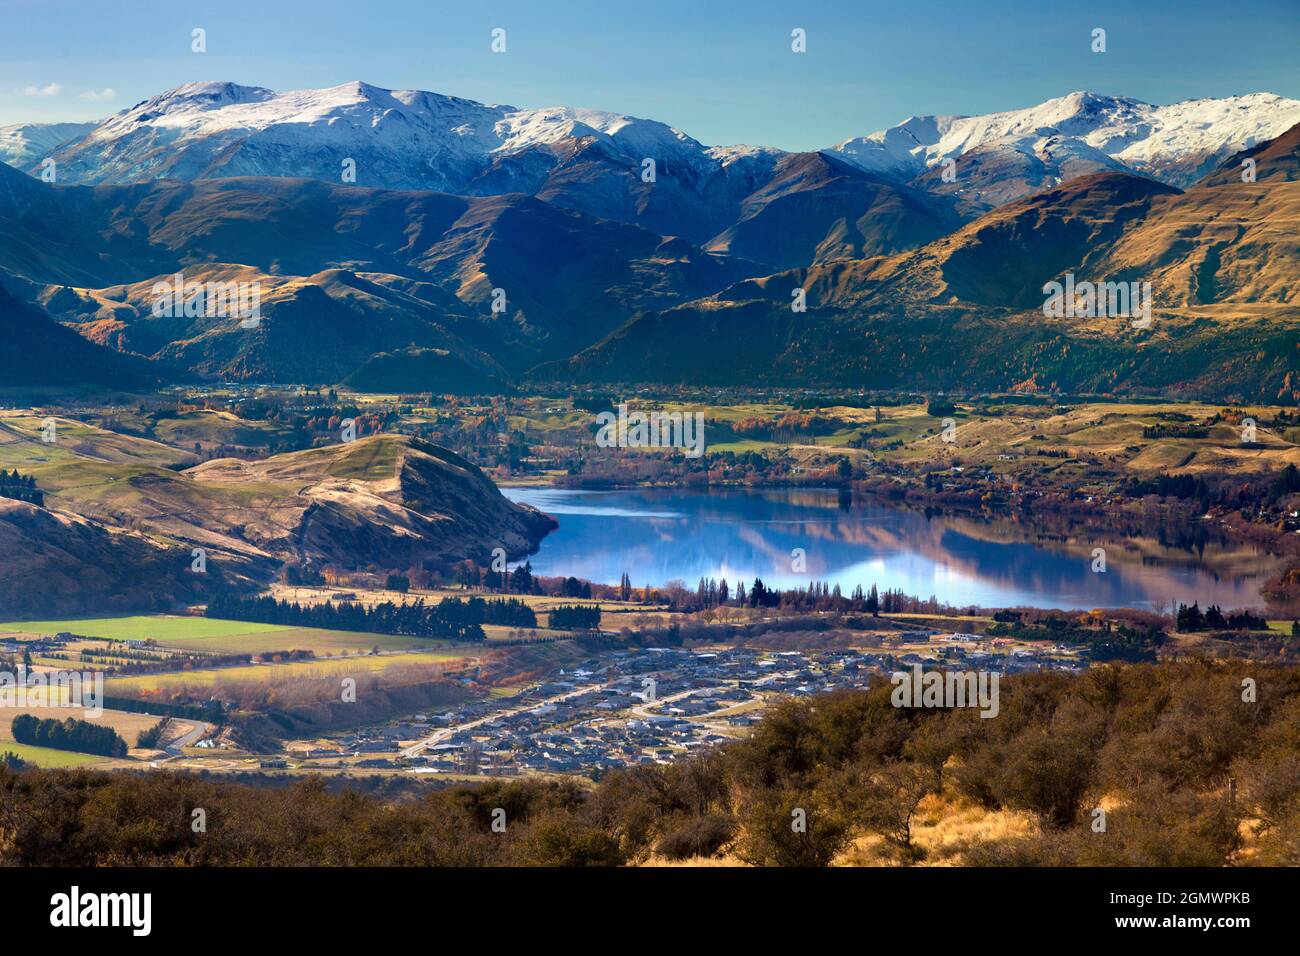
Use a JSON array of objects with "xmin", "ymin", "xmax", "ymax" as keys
[{"xmin": 504, "ymin": 486, "xmax": 1282, "ymax": 611}]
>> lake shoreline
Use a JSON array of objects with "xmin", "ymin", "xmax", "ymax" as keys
[
  {"xmin": 506, "ymin": 474, "xmax": 1300, "ymax": 613},
  {"xmin": 504, "ymin": 485, "xmax": 1293, "ymax": 614}
]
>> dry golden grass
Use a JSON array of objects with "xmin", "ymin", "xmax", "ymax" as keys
[
  {"xmin": 639, "ymin": 854, "xmax": 748, "ymax": 867},
  {"xmin": 105, "ymin": 650, "xmax": 465, "ymax": 697},
  {"xmin": 644, "ymin": 790, "xmax": 1279, "ymax": 868},
  {"xmin": 834, "ymin": 793, "xmax": 1038, "ymax": 866},
  {"xmin": 0, "ymin": 706, "xmax": 161, "ymax": 742},
  {"xmin": 636, "ymin": 795, "xmax": 1041, "ymax": 867}
]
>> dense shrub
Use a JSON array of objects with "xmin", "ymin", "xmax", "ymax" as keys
[
  {"xmin": 1, "ymin": 662, "xmax": 1297, "ymax": 867},
  {"xmin": 654, "ymin": 814, "xmax": 737, "ymax": 860}
]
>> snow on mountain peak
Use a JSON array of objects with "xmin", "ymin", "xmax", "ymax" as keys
[
  {"xmin": 140, "ymin": 81, "xmax": 276, "ymax": 115},
  {"xmin": 45, "ymin": 80, "xmax": 718, "ymax": 189},
  {"xmin": 17, "ymin": 81, "xmax": 1300, "ymax": 208},
  {"xmin": 830, "ymin": 90, "xmax": 1300, "ymax": 187},
  {"xmin": 0, "ymin": 121, "xmax": 98, "ymax": 169}
]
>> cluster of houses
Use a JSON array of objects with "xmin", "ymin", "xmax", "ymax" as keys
[
  {"xmin": 304, "ymin": 639, "xmax": 1084, "ymax": 778},
  {"xmin": 0, "ymin": 632, "xmax": 77, "ymax": 656}
]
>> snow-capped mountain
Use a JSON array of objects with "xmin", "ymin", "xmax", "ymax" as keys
[
  {"xmin": 0, "ymin": 121, "xmax": 96, "ymax": 169},
  {"xmin": 40, "ymin": 80, "xmax": 727, "ymax": 191},
  {"xmin": 831, "ymin": 91, "xmax": 1300, "ymax": 208},
  {"xmin": 35, "ymin": 80, "xmax": 783, "ymax": 242},
  {"xmin": 14, "ymin": 82, "xmax": 1300, "ymax": 233}
]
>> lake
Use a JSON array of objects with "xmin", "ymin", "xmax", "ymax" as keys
[{"xmin": 503, "ymin": 486, "xmax": 1284, "ymax": 611}]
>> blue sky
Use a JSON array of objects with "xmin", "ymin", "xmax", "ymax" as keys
[{"xmin": 2, "ymin": 0, "xmax": 1297, "ymax": 149}]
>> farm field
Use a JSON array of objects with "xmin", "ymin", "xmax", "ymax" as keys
[
  {"xmin": 481, "ymin": 625, "xmax": 551, "ymax": 642},
  {"xmin": 105, "ymin": 648, "xmax": 469, "ymax": 695},
  {"xmin": 149, "ymin": 625, "xmax": 436, "ymax": 656},
  {"xmin": 0, "ymin": 706, "xmax": 181, "ymax": 751},
  {"xmin": 0, "ymin": 411, "xmax": 191, "ymax": 470},
  {"xmin": 0, "ymin": 608, "xmax": 554, "ymax": 694},
  {"xmin": 0, "ymin": 741, "xmax": 108, "ymax": 768},
  {"xmin": 0, "ymin": 614, "xmax": 471, "ymax": 656},
  {"xmin": 0, "ymin": 706, "xmax": 175, "ymax": 768},
  {"xmin": 0, "ymin": 615, "xmax": 290, "ymax": 643}
]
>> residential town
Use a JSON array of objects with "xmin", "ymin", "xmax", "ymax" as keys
[{"xmin": 294, "ymin": 638, "xmax": 1086, "ymax": 778}]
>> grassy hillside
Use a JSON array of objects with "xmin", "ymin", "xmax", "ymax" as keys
[{"xmin": 0, "ymin": 420, "xmax": 554, "ymax": 617}]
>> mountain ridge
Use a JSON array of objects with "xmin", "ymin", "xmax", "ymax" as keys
[
  {"xmin": 17, "ymin": 81, "xmax": 1300, "ymax": 233},
  {"xmin": 538, "ymin": 127, "xmax": 1300, "ymax": 401},
  {"xmin": 2, "ymin": 84, "xmax": 1297, "ymax": 400}
]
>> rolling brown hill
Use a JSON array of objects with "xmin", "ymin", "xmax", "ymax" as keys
[
  {"xmin": 183, "ymin": 433, "xmax": 555, "ymax": 571},
  {"xmin": 33, "ymin": 264, "xmax": 507, "ymax": 385},
  {"xmin": 0, "ymin": 499, "xmax": 232, "ymax": 618},
  {"xmin": 0, "ymin": 165, "xmax": 770, "ymax": 379},
  {"xmin": 0, "ymin": 427, "xmax": 554, "ymax": 615}
]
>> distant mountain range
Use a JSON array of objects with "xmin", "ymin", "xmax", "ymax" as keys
[
  {"xmin": 0, "ymin": 121, "xmax": 96, "ymax": 169},
  {"xmin": 6, "ymin": 82, "xmax": 1297, "ymax": 220},
  {"xmin": 0, "ymin": 81, "xmax": 1297, "ymax": 399},
  {"xmin": 0, "ymin": 161, "xmax": 764, "ymax": 379},
  {"xmin": 551, "ymin": 126, "xmax": 1300, "ymax": 400},
  {"xmin": 832, "ymin": 90, "xmax": 1300, "ymax": 210}
]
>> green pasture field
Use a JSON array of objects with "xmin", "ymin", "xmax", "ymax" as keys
[
  {"xmin": 0, "ymin": 742, "xmax": 109, "ymax": 768},
  {"xmin": 0, "ymin": 615, "xmax": 289, "ymax": 643}
]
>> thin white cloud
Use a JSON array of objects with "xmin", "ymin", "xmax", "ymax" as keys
[
  {"xmin": 23, "ymin": 82, "xmax": 62, "ymax": 97},
  {"xmin": 79, "ymin": 87, "xmax": 117, "ymax": 101}
]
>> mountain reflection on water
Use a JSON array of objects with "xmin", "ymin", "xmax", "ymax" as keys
[{"xmin": 504, "ymin": 487, "xmax": 1284, "ymax": 611}]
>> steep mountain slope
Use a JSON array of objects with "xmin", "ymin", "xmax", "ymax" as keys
[
  {"xmin": 0, "ymin": 281, "xmax": 161, "ymax": 388},
  {"xmin": 0, "ymin": 167, "xmax": 767, "ymax": 378},
  {"xmin": 1196, "ymin": 120, "xmax": 1300, "ymax": 187},
  {"xmin": 878, "ymin": 174, "xmax": 1182, "ymax": 308},
  {"xmin": 545, "ymin": 280, "xmax": 1298, "ymax": 400},
  {"xmin": 704, "ymin": 152, "xmax": 960, "ymax": 269},
  {"xmin": 542, "ymin": 125, "xmax": 1300, "ymax": 401},
  {"xmin": 1124, "ymin": 127, "xmax": 1300, "ymax": 309}
]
